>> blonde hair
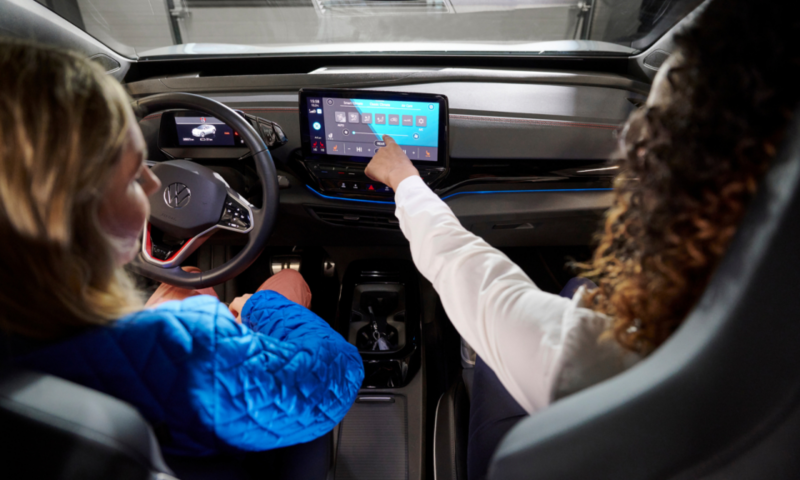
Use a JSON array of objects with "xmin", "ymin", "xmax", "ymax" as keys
[{"xmin": 0, "ymin": 40, "xmax": 143, "ymax": 340}]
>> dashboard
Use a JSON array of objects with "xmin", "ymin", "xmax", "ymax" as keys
[{"xmin": 132, "ymin": 67, "xmax": 646, "ymax": 247}]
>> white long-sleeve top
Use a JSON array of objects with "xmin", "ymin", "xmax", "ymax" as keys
[{"xmin": 395, "ymin": 175, "xmax": 640, "ymax": 414}]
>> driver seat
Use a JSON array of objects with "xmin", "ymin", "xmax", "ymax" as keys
[
  {"xmin": 0, "ymin": 367, "xmax": 175, "ymax": 479},
  {"xmin": 0, "ymin": 365, "xmax": 334, "ymax": 479},
  {"xmin": 488, "ymin": 112, "xmax": 800, "ymax": 478}
]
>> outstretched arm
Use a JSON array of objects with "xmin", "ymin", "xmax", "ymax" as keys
[{"xmin": 367, "ymin": 136, "xmax": 581, "ymax": 413}]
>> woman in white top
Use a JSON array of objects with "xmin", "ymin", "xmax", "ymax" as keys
[{"xmin": 365, "ymin": 0, "xmax": 798, "ymax": 477}]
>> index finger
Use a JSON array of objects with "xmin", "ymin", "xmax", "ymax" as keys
[{"xmin": 382, "ymin": 134, "xmax": 398, "ymax": 146}]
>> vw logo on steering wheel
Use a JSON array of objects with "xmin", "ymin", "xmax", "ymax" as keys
[{"xmin": 164, "ymin": 182, "xmax": 191, "ymax": 209}]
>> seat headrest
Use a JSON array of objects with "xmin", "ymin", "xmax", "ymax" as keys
[{"xmin": 489, "ymin": 112, "xmax": 800, "ymax": 480}]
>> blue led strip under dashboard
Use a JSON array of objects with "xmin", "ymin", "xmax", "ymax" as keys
[
  {"xmin": 305, "ymin": 185, "xmax": 613, "ymax": 205},
  {"xmin": 306, "ymin": 185, "xmax": 396, "ymax": 205}
]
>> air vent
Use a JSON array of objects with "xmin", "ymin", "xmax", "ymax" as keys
[
  {"xmin": 309, "ymin": 206, "xmax": 400, "ymax": 230},
  {"xmin": 643, "ymin": 50, "xmax": 670, "ymax": 70},
  {"xmin": 89, "ymin": 54, "xmax": 120, "ymax": 73},
  {"xmin": 627, "ymin": 98, "xmax": 645, "ymax": 108}
]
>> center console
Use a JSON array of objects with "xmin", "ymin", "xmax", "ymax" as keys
[
  {"xmin": 298, "ymin": 88, "xmax": 449, "ymax": 199},
  {"xmin": 332, "ymin": 260, "xmax": 424, "ymax": 480}
]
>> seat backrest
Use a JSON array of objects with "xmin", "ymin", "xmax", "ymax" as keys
[
  {"xmin": 489, "ymin": 113, "xmax": 800, "ymax": 480},
  {"xmin": 0, "ymin": 367, "xmax": 175, "ymax": 480}
]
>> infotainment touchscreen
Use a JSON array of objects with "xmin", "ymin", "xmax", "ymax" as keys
[{"xmin": 299, "ymin": 89, "xmax": 448, "ymax": 166}]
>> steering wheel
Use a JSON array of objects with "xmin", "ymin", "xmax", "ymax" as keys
[{"xmin": 129, "ymin": 93, "xmax": 279, "ymax": 289}]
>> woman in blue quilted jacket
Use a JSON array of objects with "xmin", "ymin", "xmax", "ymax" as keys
[{"xmin": 0, "ymin": 39, "xmax": 364, "ymax": 466}]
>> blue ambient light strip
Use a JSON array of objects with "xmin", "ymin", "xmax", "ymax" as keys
[
  {"xmin": 306, "ymin": 185, "xmax": 396, "ymax": 205},
  {"xmin": 305, "ymin": 185, "xmax": 613, "ymax": 205}
]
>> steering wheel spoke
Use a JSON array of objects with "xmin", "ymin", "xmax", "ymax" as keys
[
  {"xmin": 217, "ymin": 189, "xmax": 254, "ymax": 234},
  {"xmin": 141, "ymin": 222, "xmax": 217, "ymax": 268}
]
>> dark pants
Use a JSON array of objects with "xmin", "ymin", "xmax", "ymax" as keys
[{"xmin": 467, "ymin": 277, "xmax": 596, "ymax": 480}]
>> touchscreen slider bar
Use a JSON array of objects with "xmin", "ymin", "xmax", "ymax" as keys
[
  {"xmin": 319, "ymin": 141, "xmax": 437, "ymax": 160},
  {"xmin": 351, "ymin": 132, "xmax": 408, "ymax": 137}
]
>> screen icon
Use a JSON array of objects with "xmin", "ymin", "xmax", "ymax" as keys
[
  {"xmin": 312, "ymin": 122, "xmax": 321, "ymax": 130},
  {"xmin": 375, "ymin": 114, "xmax": 386, "ymax": 124},
  {"xmin": 416, "ymin": 116, "xmax": 427, "ymax": 127},
  {"xmin": 429, "ymin": 104, "xmax": 434, "ymax": 110},
  {"xmin": 424, "ymin": 149, "xmax": 432, "ymax": 158},
  {"xmin": 317, "ymin": 108, "xmax": 322, "ymax": 114},
  {"xmin": 361, "ymin": 113, "xmax": 372, "ymax": 124},
  {"xmin": 327, "ymin": 99, "xmax": 334, "ymax": 105},
  {"xmin": 329, "ymin": 142, "xmax": 344, "ymax": 154},
  {"xmin": 356, "ymin": 146, "xmax": 363, "ymax": 153},
  {"xmin": 343, "ymin": 129, "xmax": 350, "ymax": 136},
  {"xmin": 328, "ymin": 133, "xmax": 333, "ymax": 139},
  {"xmin": 335, "ymin": 112, "xmax": 347, "ymax": 123},
  {"xmin": 402, "ymin": 115, "xmax": 413, "ymax": 126},
  {"xmin": 348, "ymin": 112, "xmax": 360, "ymax": 123},
  {"xmin": 388, "ymin": 114, "xmax": 400, "ymax": 125},
  {"xmin": 413, "ymin": 133, "xmax": 420, "ymax": 139}
]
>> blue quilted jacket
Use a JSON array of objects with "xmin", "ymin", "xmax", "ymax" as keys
[{"xmin": 10, "ymin": 290, "xmax": 364, "ymax": 456}]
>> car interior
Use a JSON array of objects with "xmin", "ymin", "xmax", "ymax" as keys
[{"xmin": 2, "ymin": 0, "xmax": 800, "ymax": 479}]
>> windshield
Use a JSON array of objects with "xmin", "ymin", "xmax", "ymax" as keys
[{"xmin": 37, "ymin": 0, "xmax": 702, "ymax": 58}]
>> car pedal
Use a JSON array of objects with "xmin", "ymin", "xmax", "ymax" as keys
[
  {"xmin": 270, "ymin": 255, "xmax": 301, "ymax": 275},
  {"xmin": 322, "ymin": 258, "xmax": 336, "ymax": 278}
]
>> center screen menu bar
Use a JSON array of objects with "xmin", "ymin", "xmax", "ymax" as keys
[{"xmin": 306, "ymin": 96, "xmax": 440, "ymax": 161}]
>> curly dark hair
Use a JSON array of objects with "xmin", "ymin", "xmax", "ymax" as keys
[{"xmin": 582, "ymin": 0, "xmax": 800, "ymax": 355}]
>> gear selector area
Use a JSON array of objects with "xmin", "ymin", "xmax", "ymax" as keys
[{"xmin": 337, "ymin": 260, "xmax": 421, "ymax": 389}]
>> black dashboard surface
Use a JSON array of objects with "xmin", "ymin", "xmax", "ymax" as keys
[{"xmin": 132, "ymin": 67, "xmax": 643, "ymax": 247}]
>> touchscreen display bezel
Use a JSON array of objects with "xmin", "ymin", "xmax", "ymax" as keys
[{"xmin": 298, "ymin": 88, "xmax": 449, "ymax": 167}]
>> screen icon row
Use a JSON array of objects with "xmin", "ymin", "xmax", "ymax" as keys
[
  {"xmin": 326, "ymin": 141, "xmax": 437, "ymax": 160},
  {"xmin": 335, "ymin": 112, "xmax": 426, "ymax": 127}
]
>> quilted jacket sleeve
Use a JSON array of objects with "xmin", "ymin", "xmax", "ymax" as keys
[
  {"xmin": 212, "ymin": 290, "xmax": 365, "ymax": 451},
  {"xmin": 13, "ymin": 292, "xmax": 363, "ymax": 456}
]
